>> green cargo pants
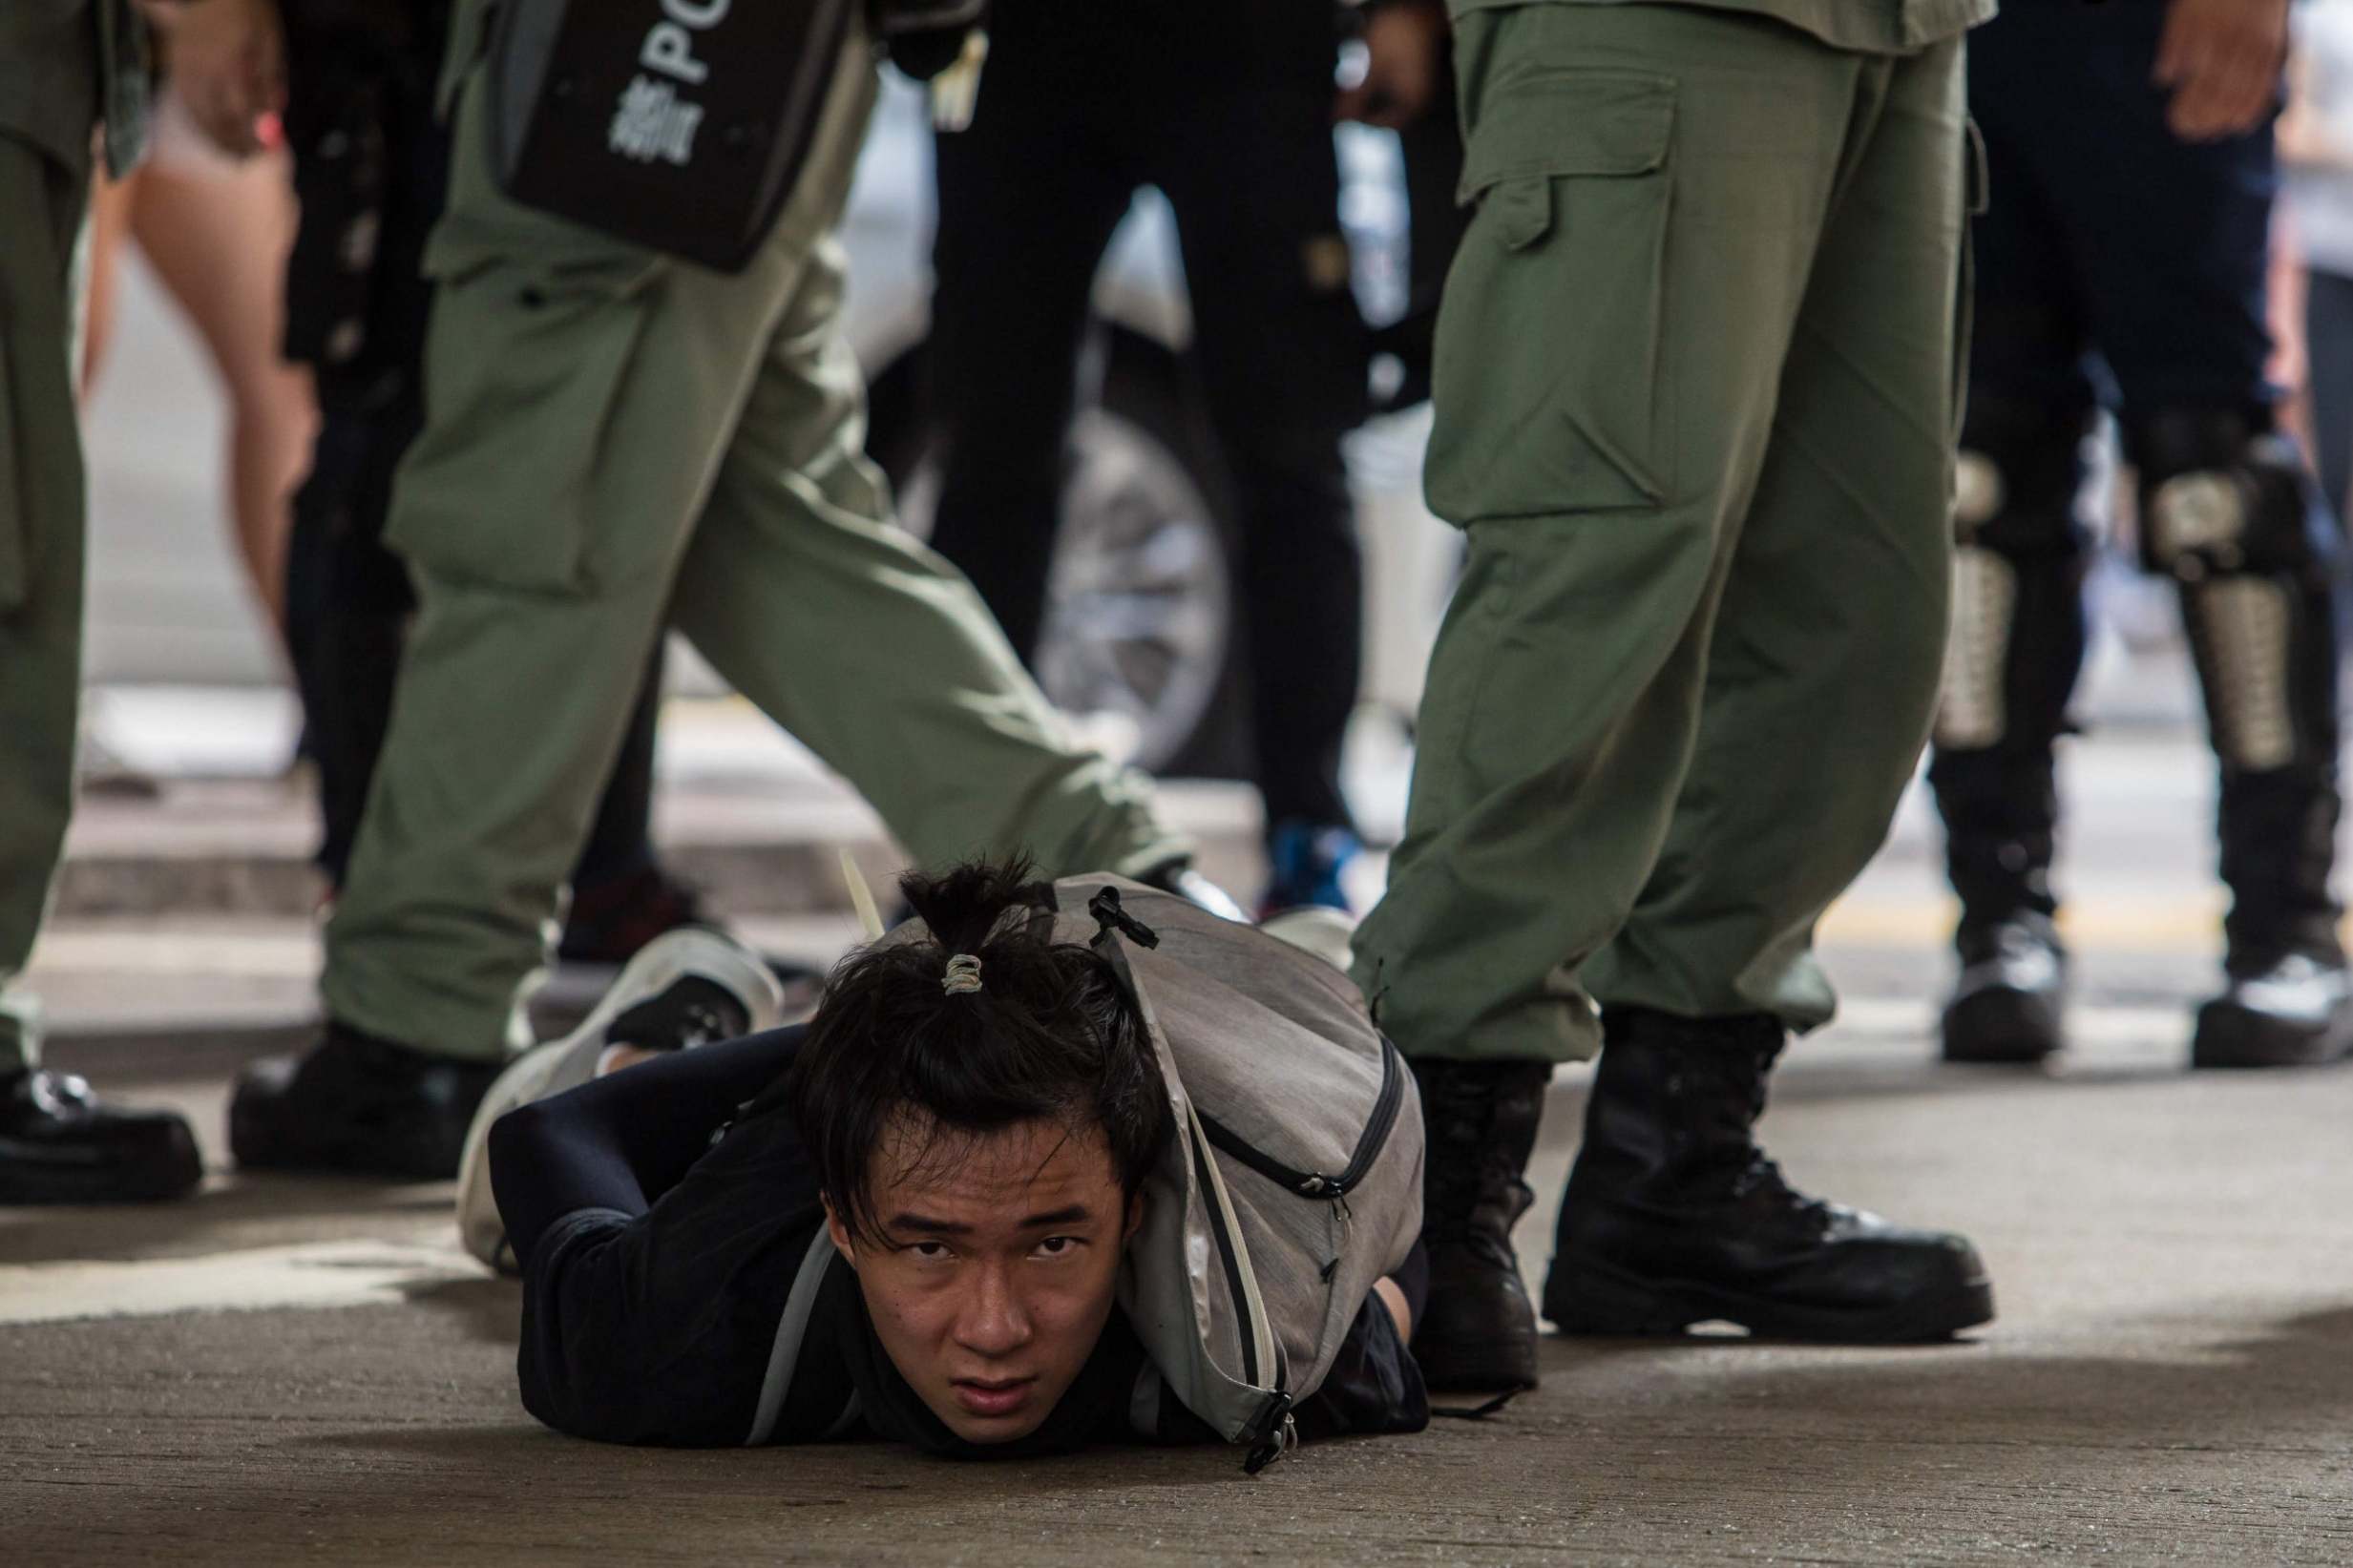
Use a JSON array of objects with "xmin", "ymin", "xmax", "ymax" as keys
[
  {"xmin": 0, "ymin": 132, "xmax": 90, "ymax": 1076},
  {"xmin": 1353, "ymin": 3, "xmax": 1973, "ymax": 1063},
  {"xmin": 323, "ymin": 36, "xmax": 1185, "ymax": 1062}
]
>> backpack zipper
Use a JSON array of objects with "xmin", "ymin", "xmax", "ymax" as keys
[
  {"xmin": 1189, "ymin": 1129, "xmax": 1266, "ymax": 1389},
  {"xmin": 1196, "ymin": 1033, "xmax": 1405, "ymax": 1200}
]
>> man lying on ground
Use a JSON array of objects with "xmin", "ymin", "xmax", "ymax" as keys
[{"xmin": 465, "ymin": 860, "xmax": 1429, "ymax": 1453}]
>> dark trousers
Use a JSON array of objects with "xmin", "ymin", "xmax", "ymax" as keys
[
  {"xmin": 924, "ymin": 24, "xmax": 1367, "ymax": 830},
  {"xmin": 1966, "ymin": 0, "xmax": 2280, "ymax": 424},
  {"xmin": 2307, "ymin": 266, "xmax": 2353, "ymax": 522},
  {"xmin": 1931, "ymin": 0, "xmax": 2345, "ymax": 960}
]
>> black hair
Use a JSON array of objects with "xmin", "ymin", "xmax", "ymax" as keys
[{"xmin": 784, "ymin": 856, "xmax": 1172, "ymax": 1244}]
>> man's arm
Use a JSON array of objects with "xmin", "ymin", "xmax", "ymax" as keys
[
  {"xmin": 494, "ymin": 1033, "xmax": 837, "ymax": 1447},
  {"xmin": 139, "ymin": 0, "xmax": 284, "ymax": 156},
  {"xmin": 2155, "ymin": 0, "xmax": 2291, "ymax": 142},
  {"xmin": 1335, "ymin": 0, "xmax": 1448, "ymax": 130}
]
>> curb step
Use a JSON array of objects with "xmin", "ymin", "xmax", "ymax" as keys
[{"xmin": 53, "ymin": 779, "xmax": 1269, "ymax": 921}]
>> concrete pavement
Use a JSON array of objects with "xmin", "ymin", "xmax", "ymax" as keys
[
  {"xmin": 4, "ymin": 985, "xmax": 2349, "ymax": 1566},
  {"xmin": 9, "ymin": 716, "xmax": 2353, "ymax": 1564}
]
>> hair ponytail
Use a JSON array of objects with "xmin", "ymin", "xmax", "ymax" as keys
[
  {"xmin": 897, "ymin": 855, "xmax": 1056, "ymax": 982},
  {"xmin": 782, "ymin": 856, "xmax": 1169, "ymax": 1244}
]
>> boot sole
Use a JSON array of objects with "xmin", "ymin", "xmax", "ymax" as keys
[
  {"xmin": 2190, "ymin": 997, "xmax": 2353, "ymax": 1070},
  {"xmin": 1544, "ymin": 1254, "xmax": 1995, "ymax": 1343},
  {"xmin": 1411, "ymin": 1330, "xmax": 1540, "ymax": 1393},
  {"xmin": 0, "ymin": 1127, "xmax": 203, "ymax": 1205},
  {"xmin": 1941, "ymin": 986, "xmax": 2062, "ymax": 1065},
  {"xmin": 230, "ymin": 1105, "xmax": 466, "ymax": 1182}
]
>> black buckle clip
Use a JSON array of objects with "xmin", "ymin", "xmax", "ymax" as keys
[{"xmin": 1088, "ymin": 887, "xmax": 1161, "ymax": 950}]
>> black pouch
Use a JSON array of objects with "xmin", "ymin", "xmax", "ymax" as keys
[{"xmin": 484, "ymin": 0, "xmax": 858, "ymax": 273}]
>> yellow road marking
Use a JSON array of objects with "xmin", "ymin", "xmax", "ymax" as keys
[{"xmin": 1820, "ymin": 890, "xmax": 2237, "ymax": 950}]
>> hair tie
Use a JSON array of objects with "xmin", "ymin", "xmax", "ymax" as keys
[{"xmin": 942, "ymin": 953, "xmax": 984, "ymax": 995}]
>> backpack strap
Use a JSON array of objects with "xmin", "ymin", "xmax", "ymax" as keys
[
  {"xmin": 745, "ymin": 1227, "xmax": 840, "ymax": 1445},
  {"xmin": 1127, "ymin": 1365, "xmax": 1164, "ymax": 1440}
]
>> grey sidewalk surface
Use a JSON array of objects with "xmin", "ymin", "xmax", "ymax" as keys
[
  {"xmin": 3, "ymin": 995, "xmax": 2348, "ymax": 1566},
  {"xmin": 10, "ymin": 694, "xmax": 2353, "ymax": 1563}
]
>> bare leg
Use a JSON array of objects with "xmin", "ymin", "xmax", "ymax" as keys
[
  {"xmin": 125, "ymin": 151, "xmax": 315, "ymax": 633},
  {"xmin": 78, "ymin": 162, "xmax": 138, "ymax": 397}
]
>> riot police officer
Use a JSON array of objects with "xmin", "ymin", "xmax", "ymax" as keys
[
  {"xmin": 275, "ymin": 0, "xmax": 704, "ymax": 971},
  {"xmin": 0, "ymin": 0, "xmax": 246, "ymax": 1202},
  {"xmin": 224, "ymin": 1, "xmax": 1226, "ymax": 1180},
  {"xmin": 1353, "ymin": 0, "xmax": 1998, "ymax": 1393},
  {"xmin": 1930, "ymin": 0, "xmax": 2351, "ymax": 1070}
]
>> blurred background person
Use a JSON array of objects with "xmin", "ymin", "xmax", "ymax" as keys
[
  {"xmin": 1931, "ymin": 0, "xmax": 2353, "ymax": 1070},
  {"xmin": 921, "ymin": 0, "xmax": 1392, "ymax": 916},
  {"xmin": 80, "ymin": 20, "xmax": 314, "ymax": 640},
  {"xmin": 268, "ymin": 0, "xmax": 712, "ymax": 977},
  {"xmin": 2282, "ymin": 0, "xmax": 2353, "ymax": 522}
]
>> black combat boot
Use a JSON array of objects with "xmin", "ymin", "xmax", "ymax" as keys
[
  {"xmin": 1946, "ymin": 910, "xmax": 2067, "ymax": 1065},
  {"xmin": 1410, "ymin": 1056, "xmax": 1552, "ymax": 1390},
  {"xmin": 2194, "ymin": 767, "xmax": 2353, "ymax": 1068},
  {"xmin": 2140, "ymin": 411, "xmax": 2353, "ymax": 1069},
  {"xmin": 0, "ymin": 1070, "xmax": 203, "ymax": 1203},
  {"xmin": 231, "ymin": 1022, "xmax": 503, "ymax": 1180},
  {"xmin": 1929, "ymin": 748, "xmax": 2068, "ymax": 1064},
  {"xmin": 1544, "ymin": 1008, "xmax": 1994, "ymax": 1341}
]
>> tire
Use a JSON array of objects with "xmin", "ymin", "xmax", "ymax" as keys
[{"xmin": 865, "ymin": 328, "xmax": 1246, "ymax": 776}]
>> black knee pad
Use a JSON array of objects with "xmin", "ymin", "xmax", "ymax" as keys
[
  {"xmin": 1936, "ymin": 396, "xmax": 2094, "ymax": 754},
  {"xmin": 2128, "ymin": 408, "xmax": 2343, "ymax": 773},
  {"xmin": 2128, "ymin": 408, "xmax": 2332, "ymax": 582},
  {"xmin": 1953, "ymin": 395, "xmax": 2096, "ymax": 556}
]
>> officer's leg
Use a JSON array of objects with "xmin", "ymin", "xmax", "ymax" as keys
[
  {"xmin": 0, "ymin": 140, "xmax": 89, "ymax": 1084},
  {"xmin": 1919, "ymin": 36, "xmax": 2103, "ymax": 1062},
  {"xmin": 1155, "ymin": 65, "xmax": 1370, "ymax": 911},
  {"xmin": 2129, "ymin": 409, "xmax": 2352, "ymax": 1065},
  {"xmin": 288, "ymin": 387, "xmax": 692, "ymax": 957},
  {"xmin": 923, "ymin": 38, "xmax": 1134, "ymax": 665},
  {"xmin": 1926, "ymin": 392, "xmax": 2094, "ymax": 1062},
  {"xmin": 2061, "ymin": 14, "xmax": 2353, "ymax": 1067},
  {"xmin": 670, "ymin": 232, "xmax": 1188, "ymax": 882},
  {"xmin": 1549, "ymin": 34, "xmax": 1991, "ymax": 1344},
  {"xmin": 0, "ymin": 133, "xmax": 200, "ymax": 1201},
  {"xmin": 283, "ymin": 387, "xmax": 419, "ymax": 886},
  {"xmin": 243, "ymin": 53, "xmax": 856, "ymax": 1176},
  {"xmin": 1354, "ymin": 4, "xmax": 1949, "ymax": 1386}
]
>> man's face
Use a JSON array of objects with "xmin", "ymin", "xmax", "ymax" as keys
[{"xmin": 827, "ymin": 1115, "xmax": 1142, "ymax": 1445}]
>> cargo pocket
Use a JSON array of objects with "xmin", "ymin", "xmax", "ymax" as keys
[
  {"xmin": 1425, "ymin": 71, "xmax": 1675, "ymax": 524},
  {"xmin": 384, "ymin": 247, "xmax": 662, "ymax": 595}
]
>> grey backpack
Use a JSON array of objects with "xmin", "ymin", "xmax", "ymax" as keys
[
  {"xmin": 1076, "ymin": 875, "xmax": 1423, "ymax": 1469},
  {"xmin": 746, "ymin": 874, "xmax": 1423, "ymax": 1470}
]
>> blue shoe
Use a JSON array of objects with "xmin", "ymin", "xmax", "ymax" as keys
[{"xmin": 1261, "ymin": 821, "xmax": 1361, "ymax": 916}]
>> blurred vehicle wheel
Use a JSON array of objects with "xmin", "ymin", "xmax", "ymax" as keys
[{"xmin": 866, "ymin": 329, "xmax": 1239, "ymax": 774}]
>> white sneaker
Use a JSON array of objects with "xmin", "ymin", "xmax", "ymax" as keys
[
  {"xmin": 455, "ymin": 927, "xmax": 787, "ymax": 1272},
  {"xmin": 1259, "ymin": 906, "xmax": 1358, "ymax": 974}
]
